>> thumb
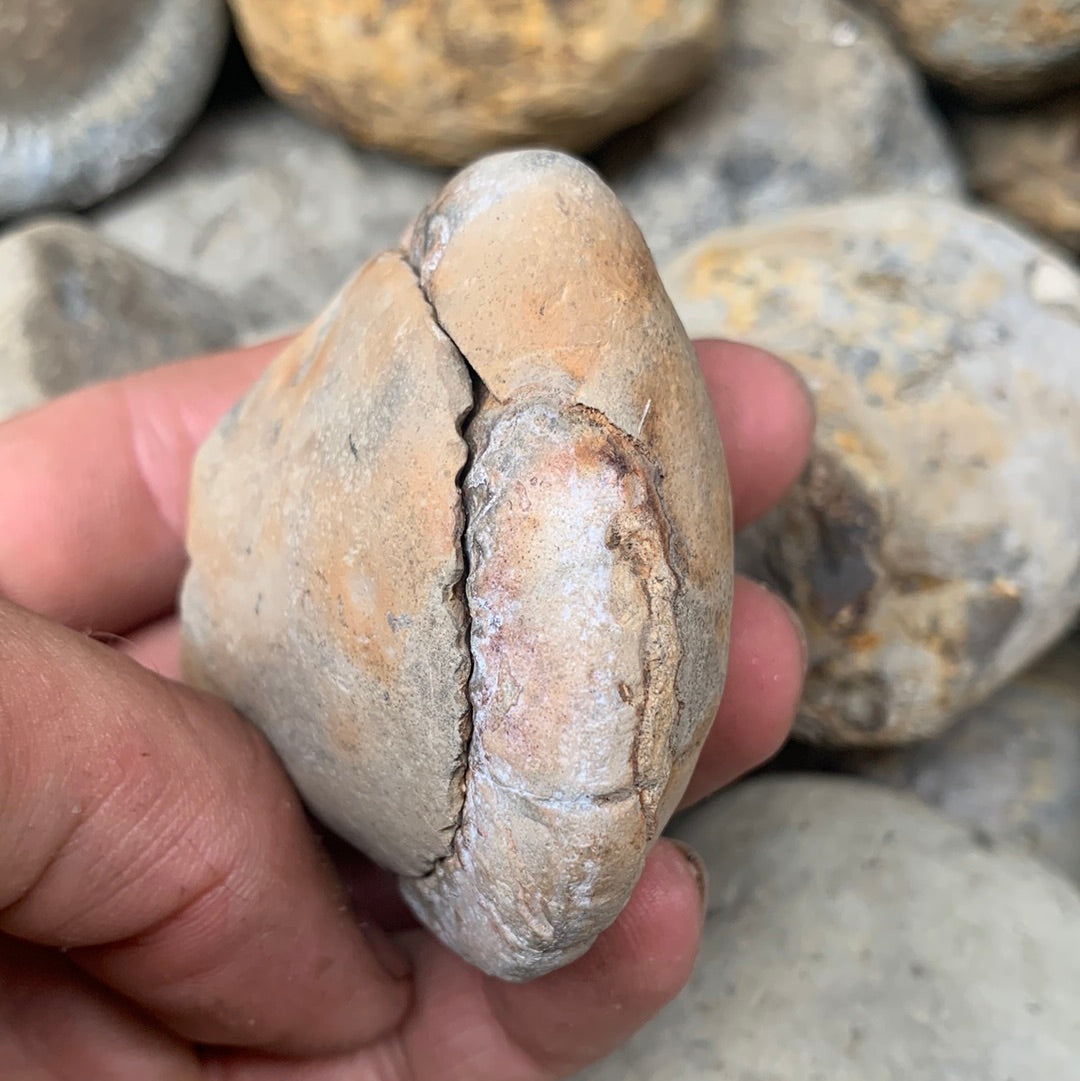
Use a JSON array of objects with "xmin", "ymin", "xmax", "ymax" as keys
[{"xmin": 0, "ymin": 599, "xmax": 410, "ymax": 1055}]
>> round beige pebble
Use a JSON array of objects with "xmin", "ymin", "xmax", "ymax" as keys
[{"xmin": 226, "ymin": 0, "xmax": 723, "ymax": 165}]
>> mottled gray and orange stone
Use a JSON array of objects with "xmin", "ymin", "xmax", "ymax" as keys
[
  {"xmin": 664, "ymin": 195, "xmax": 1080, "ymax": 747},
  {"xmin": 180, "ymin": 150, "xmax": 733, "ymax": 980}
]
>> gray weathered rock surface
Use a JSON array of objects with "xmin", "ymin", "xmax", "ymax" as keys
[
  {"xmin": 598, "ymin": 0, "xmax": 961, "ymax": 266},
  {"xmin": 91, "ymin": 99, "xmax": 448, "ymax": 338},
  {"xmin": 954, "ymin": 91, "xmax": 1080, "ymax": 252},
  {"xmin": 180, "ymin": 151, "xmax": 733, "ymax": 981},
  {"xmin": 664, "ymin": 196, "xmax": 1080, "ymax": 745},
  {"xmin": 0, "ymin": 0, "xmax": 229, "ymax": 217},
  {"xmin": 864, "ymin": 0, "xmax": 1080, "ymax": 103},
  {"xmin": 834, "ymin": 636, "xmax": 1080, "ymax": 884},
  {"xmin": 0, "ymin": 218, "xmax": 238, "ymax": 422},
  {"xmin": 575, "ymin": 775, "xmax": 1080, "ymax": 1080}
]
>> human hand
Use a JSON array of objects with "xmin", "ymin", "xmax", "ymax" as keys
[{"xmin": 0, "ymin": 337, "xmax": 812, "ymax": 1080}]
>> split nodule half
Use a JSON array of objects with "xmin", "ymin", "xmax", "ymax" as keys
[{"xmin": 179, "ymin": 149, "xmax": 733, "ymax": 980}]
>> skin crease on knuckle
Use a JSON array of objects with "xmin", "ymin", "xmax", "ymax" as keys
[
  {"xmin": 0, "ymin": 608, "xmax": 227, "ymax": 945},
  {"xmin": 0, "ymin": 332, "xmax": 810, "ymax": 1073}
]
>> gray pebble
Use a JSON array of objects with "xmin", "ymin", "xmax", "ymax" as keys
[
  {"xmin": 0, "ymin": 218, "xmax": 239, "ymax": 422},
  {"xmin": 91, "ymin": 99, "xmax": 449, "ymax": 338},
  {"xmin": 833, "ymin": 636, "xmax": 1080, "ymax": 884},
  {"xmin": 575, "ymin": 775, "xmax": 1080, "ymax": 1080},
  {"xmin": 596, "ymin": 0, "xmax": 961, "ymax": 266},
  {"xmin": 0, "ymin": 0, "xmax": 229, "ymax": 217}
]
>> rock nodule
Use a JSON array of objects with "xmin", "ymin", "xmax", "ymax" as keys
[{"xmin": 180, "ymin": 150, "xmax": 733, "ymax": 980}]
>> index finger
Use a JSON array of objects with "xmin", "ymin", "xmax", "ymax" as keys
[{"xmin": 0, "ymin": 340, "xmax": 284, "ymax": 633}]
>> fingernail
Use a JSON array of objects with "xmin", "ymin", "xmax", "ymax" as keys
[
  {"xmin": 757, "ymin": 579, "xmax": 810, "ymax": 677},
  {"xmin": 772, "ymin": 353, "xmax": 817, "ymax": 433},
  {"xmin": 784, "ymin": 596, "xmax": 810, "ymax": 677},
  {"xmin": 358, "ymin": 919, "xmax": 413, "ymax": 981},
  {"xmin": 669, "ymin": 839, "xmax": 708, "ymax": 911}
]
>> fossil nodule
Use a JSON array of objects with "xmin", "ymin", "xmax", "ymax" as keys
[{"xmin": 180, "ymin": 150, "xmax": 733, "ymax": 980}]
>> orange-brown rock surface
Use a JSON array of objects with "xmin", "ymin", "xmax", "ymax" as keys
[
  {"xmin": 180, "ymin": 150, "xmax": 732, "ymax": 980},
  {"xmin": 863, "ymin": 0, "xmax": 1080, "ymax": 103},
  {"xmin": 954, "ymin": 91, "xmax": 1080, "ymax": 252},
  {"xmin": 226, "ymin": 0, "xmax": 723, "ymax": 165}
]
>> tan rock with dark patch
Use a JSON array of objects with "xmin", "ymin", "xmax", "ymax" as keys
[
  {"xmin": 954, "ymin": 91, "xmax": 1080, "ymax": 253},
  {"xmin": 225, "ymin": 0, "xmax": 723, "ymax": 166},
  {"xmin": 664, "ymin": 195, "xmax": 1080, "ymax": 746},
  {"xmin": 180, "ymin": 150, "xmax": 733, "ymax": 979},
  {"xmin": 863, "ymin": 0, "xmax": 1080, "ymax": 103}
]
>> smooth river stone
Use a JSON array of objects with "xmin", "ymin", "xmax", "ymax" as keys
[
  {"xmin": 598, "ymin": 0, "xmax": 961, "ymax": 266},
  {"xmin": 91, "ymin": 98, "xmax": 448, "ymax": 338},
  {"xmin": 180, "ymin": 151, "xmax": 733, "ymax": 980},
  {"xmin": 0, "ymin": 218, "xmax": 238, "ymax": 423},
  {"xmin": 664, "ymin": 195, "xmax": 1080, "ymax": 745},
  {"xmin": 0, "ymin": 0, "xmax": 229, "ymax": 217},
  {"xmin": 574, "ymin": 775, "xmax": 1080, "ymax": 1080},
  {"xmin": 832, "ymin": 636, "xmax": 1080, "ymax": 884},
  {"xmin": 953, "ymin": 90, "xmax": 1080, "ymax": 253},
  {"xmin": 227, "ymin": 0, "xmax": 723, "ymax": 166},
  {"xmin": 863, "ymin": 0, "xmax": 1080, "ymax": 103}
]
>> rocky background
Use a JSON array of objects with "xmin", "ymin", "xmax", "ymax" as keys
[{"xmin": 2, "ymin": 1, "xmax": 1079, "ymax": 1076}]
